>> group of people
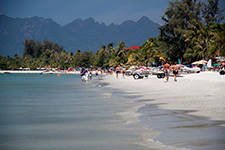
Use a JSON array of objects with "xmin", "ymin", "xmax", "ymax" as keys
[
  {"xmin": 163, "ymin": 62, "xmax": 179, "ymax": 82},
  {"xmin": 80, "ymin": 62, "xmax": 180, "ymax": 82},
  {"xmin": 115, "ymin": 65, "xmax": 126, "ymax": 79},
  {"xmin": 80, "ymin": 68, "xmax": 103, "ymax": 82},
  {"xmin": 80, "ymin": 66, "xmax": 127, "ymax": 82}
]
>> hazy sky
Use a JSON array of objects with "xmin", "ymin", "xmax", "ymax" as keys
[{"xmin": 0, "ymin": 0, "xmax": 173, "ymax": 25}]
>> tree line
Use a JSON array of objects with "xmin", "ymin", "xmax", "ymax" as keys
[{"xmin": 0, "ymin": 0, "xmax": 224, "ymax": 70}]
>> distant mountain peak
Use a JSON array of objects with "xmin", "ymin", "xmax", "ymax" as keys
[
  {"xmin": 121, "ymin": 20, "xmax": 136, "ymax": 26},
  {"xmin": 84, "ymin": 17, "xmax": 95, "ymax": 23},
  {"xmin": 137, "ymin": 16, "xmax": 151, "ymax": 23}
]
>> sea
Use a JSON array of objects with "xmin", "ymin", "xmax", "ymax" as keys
[{"xmin": 0, "ymin": 74, "xmax": 224, "ymax": 150}]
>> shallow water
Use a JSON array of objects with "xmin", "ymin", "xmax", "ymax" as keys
[{"xmin": 0, "ymin": 74, "xmax": 150, "ymax": 150}]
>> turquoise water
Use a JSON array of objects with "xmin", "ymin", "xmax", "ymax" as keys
[{"xmin": 0, "ymin": 74, "xmax": 150, "ymax": 150}]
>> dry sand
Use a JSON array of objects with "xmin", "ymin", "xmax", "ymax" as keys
[{"xmin": 103, "ymin": 71, "xmax": 225, "ymax": 121}]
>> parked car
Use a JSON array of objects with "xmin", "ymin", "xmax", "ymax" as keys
[
  {"xmin": 125, "ymin": 68, "xmax": 136, "ymax": 76},
  {"xmin": 133, "ymin": 69, "xmax": 149, "ymax": 79}
]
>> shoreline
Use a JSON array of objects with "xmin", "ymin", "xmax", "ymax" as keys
[{"xmin": 0, "ymin": 70, "xmax": 80, "ymax": 74}]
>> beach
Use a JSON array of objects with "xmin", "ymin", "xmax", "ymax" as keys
[
  {"xmin": 103, "ymin": 71, "xmax": 225, "ymax": 121},
  {"xmin": 102, "ymin": 71, "xmax": 225, "ymax": 149}
]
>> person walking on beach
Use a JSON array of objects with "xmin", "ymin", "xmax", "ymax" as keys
[
  {"xmin": 95, "ymin": 69, "xmax": 99, "ymax": 79},
  {"xmin": 109, "ymin": 67, "xmax": 113, "ymax": 75},
  {"xmin": 163, "ymin": 62, "xmax": 170, "ymax": 82},
  {"xmin": 99, "ymin": 68, "xmax": 103, "ymax": 79},
  {"xmin": 115, "ymin": 65, "xmax": 120, "ymax": 79},
  {"xmin": 104, "ymin": 69, "xmax": 108, "ymax": 74},
  {"xmin": 172, "ymin": 62, "xmax": 179, "ymax": 81},
  {"xmin": 122, "ymin": 67, "xmax": 126, "ymax": 78}
]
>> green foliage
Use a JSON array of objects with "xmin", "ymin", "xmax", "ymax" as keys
[
  {"xmin": 0, "ymin": 40, "xmax": 96, "ymax": 70},
  {"xmin": 209, "ymin": 23, "xmax": 225, "ymax": 57},
  {"xmin": 94, "ymin": 45, "xmax": 110, "ymax": 67},
  {"xmin": 159, "ymin": 0, "xmax": 202, "ymax": 62},
  {"xmin": 159, "ymin": 0, "xmax": 224, "ymax": 63}
]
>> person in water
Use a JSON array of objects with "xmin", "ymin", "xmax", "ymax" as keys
[
  {"xmin": 163, "ymin": 62, "xmax": 171, "ymax": 82},
  {"xmin": 115, "ymin": 65, "xmax": 120, "ymax": 79},
  {"xmin": 88, "ymin": 70, "xmax": 92, "ymax": 80},
  {"xmin": 80, "ymin": 68, "xmax": 88, "ymax": 82},
  {"xmin": 172, "ymin": 62, "xmax": 179, "ymax": 81}
]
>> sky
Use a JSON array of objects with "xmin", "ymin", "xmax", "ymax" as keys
[{"xmin": 0, "ymin": 0, "xmax": 173, "ymax": 25}]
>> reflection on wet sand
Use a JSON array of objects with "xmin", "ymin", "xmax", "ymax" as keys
[
  {"xmin": 170, "ymin": 121, "xmax": 225, "ymax": 129},
  {"xmin": 137, "ymin": 102, "xmax": 225, "ymax": 150}
]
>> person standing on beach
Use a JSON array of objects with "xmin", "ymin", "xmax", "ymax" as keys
[
  {"xmin": 172, "ymin": 62, "xmax": 179, "ymax": 81},
  {"xmin": 115, "ymin": 65, "xmax": 120, "ymax": 79},
  {"xmin": 163, "ymin": 62, "xmax": 171, "ymax": 81},
  {"xmin": 99, "ymin": 68, "xmax": 103, "ymax": 79},
  {"xmin": 104, "ymin": 69, "xmax": 108, "ymax": 74},
  {"xmin": 122, "ymin": 67, "xmax": 126, "ymax": 78},
  {"xmin": 95, "ymin": 69, "xmax": 99, "ymax": 79},
  {"xmin": 109, "ymin": 67, "xmax": 113, "ymax": 75}
]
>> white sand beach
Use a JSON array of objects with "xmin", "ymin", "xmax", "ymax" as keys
[{"xmin": 103, "ymin": 72, "xmax": 225, "ymax": 121}]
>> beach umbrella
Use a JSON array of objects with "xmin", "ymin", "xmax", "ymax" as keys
[
  {"xmin": 198, "ymin": 60, "xmax": 207, "ymax": 64},
  {"xmin": 192, "ymin": 60, "xmax": 207, "ymax": 65}
]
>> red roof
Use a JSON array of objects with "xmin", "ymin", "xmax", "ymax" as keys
[{"xmin": 125, "ymin": 46, "xmax": 139, "ymax": 50}]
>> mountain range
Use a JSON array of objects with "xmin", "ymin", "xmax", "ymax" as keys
[{"xmin": 0, "ymin": 15, "xmax": 160, "ymax": 56}]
